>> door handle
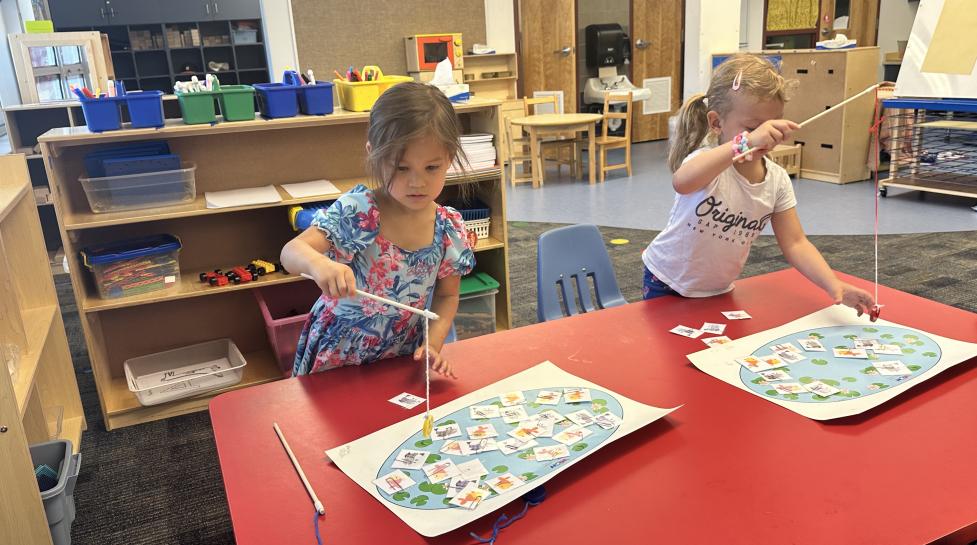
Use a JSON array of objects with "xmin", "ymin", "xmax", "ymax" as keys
[
  {"xmin": 213, "ymin": 2, "xmax": 219, "ymax": 14},
  {"xmin": 206, "ymin": 1, "xmax": 210, "ymax": 14},
  {"xmin": 635, "ymin": 39, "xmax": 650, "ymax": 49},
  {"xmin": 108, "ymin": 6, "xmax": 116, "ymax": 18},
  {"xmin": 100, "ymin": 7, "xmax": 106, "ymax": 19},
  {"xmin": 554, "ymin": 46, "xmax": 572, "ymax": 56}
]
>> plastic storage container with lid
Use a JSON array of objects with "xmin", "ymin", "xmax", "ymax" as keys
[
  {"xmin": 455, "ymin": 272, "xmax": 500, "ymax": 340},
  {"xmin": 29, "ymin": 439, "xmax": 82, "ymax": 545},
  {"xmin": 78, "ymin": 162, "xmax": 196, "ymax": 213},
  {"xmin": 81, "ymin": 234, "xmax": 182, "ymax": 299}
]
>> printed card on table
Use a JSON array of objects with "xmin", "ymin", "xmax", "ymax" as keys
[
  {"xmin": 670, "ymin": 325, "xmax": 703, "ymax": 338},
  {"xmin": 466, "ymin": 423, "xmax": 499, "ymax": 440},
  {"xmin": 500, "ymin": 405, "xmax": 530, "ymax": 424},
  {"xmin": 422, "ymin": 459, "xmax": 460, "ymax": 484},
  {"xmin": 702, "ymin": 335, "xmax": 733, "ymax": 347},
  {"xmin": 564, "ymin": 387, "xmax": 592, "ymax": 403},
  {"xmin": 448, "ymin": 482, "xmax": 488, "ymax": 510},
  {"xmin": 565, "ymin": 409, "xmax": 596, "ymax": 427},
  {"xmin": 485, "ymin": 473, "xmax": 525, "ymax": 494},
  {"xmin": 469, "ymin": 405, "xmax": 501, "ymax": 419},
  {"xmin": 534, "ymin": 390, "xmax": 562, "ymax": 405},
  {"xmin": 535, "ymin": 410, "xmax": 565, "ymax": 424},
  {"xmin": 701, "ymin": 322, "xmax": 727, "ymax": 335},
  {"xmin": 775, "ymin": 349, "xmax": 806, "ymax": 364},
  {"xmin": 458, "ymin": 438, "xmax": 498, "ymax": 455},
  {"xmin": 499, "ymin": 391, "xmax": 526, "ymax": 407},
  {"xmin": 533, "ymin": 445, "xmax": 571, "ymax": 462},
  {"xmin": 803, "ymin": 381, "xmax": 841, "ymax": 397},
  {"xmin": 833, "ymin": 347, "xmax": 869, "ymax": 359},
  {"xmin": 722, "ymin": 310, "xmax": 752, "ymax": 320},
  {"xmin": 772, "ymin": 383, "xmax": 806, "ymax": 395},
  {"xmin": 771, "ymin": 342, "xmax": 800, "ymax": 353},
  {"xmin": 874, "ymin": 344, "xmax": 904, "ymax": 355},
  {"xmin": 374, "ymin": 470, "xmax": 416, "ymax": 494},
  {"xmin": 798, "ymin": 338, "xmax": 826, "ymax": 352},
  {"xmin": 736, "ymin": 355, "xmax": 787, "ymax": 372},
  {"xmin": 440, "ymin": 440, "xmax": 465, "ymax": 455},
  {"xmin": 553, "ymin": 425, "xmax": 593, "ymax": 446},
  {"xmin": 873, "ymin": 360, "xmax": 913, "ymax": 376},
  {"xmin": 759, "ymin": 369, "xmax": 792, "ymax": 382},
  {"xmin": 388, "ymin": 393, "xmax": 425, "ymax": 409},
  {"xmin": 497, "ymin": 437, "xmax": 538, "ymax": 455},
  {"xmin": 391, "ymin": 449, "xmax": 428, "ymax": 470},
  {"xmin": 446, "ymin": 477, "xmax": 477, "ymax": 498},
  {"xmin": 456, "ymin": 459, "xmax": 489, "ymax": 481},
  {"xmin": 432, "ymin": 423, "xmax": 462, "ymax": 440},
  {"xmin": 853, "ymin": 338, "xmax": 882, "ymax": 350}
]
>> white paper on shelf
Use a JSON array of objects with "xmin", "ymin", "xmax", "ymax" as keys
[
  {"xmin": 280, "ymin": 179, "xmax": 341, "ymax": 199},
  {"xmin": 204, "ymin": 185, "xmax": 282, "ymax": 208}
]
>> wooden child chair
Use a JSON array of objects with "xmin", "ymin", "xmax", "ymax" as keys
[
  {"xmin": 594, "ymin": 91, "xmax": 633, "ymax": 182},
  {"xmin": 503, "ymin": 95, "xmax": 578, "ymax": 187}
]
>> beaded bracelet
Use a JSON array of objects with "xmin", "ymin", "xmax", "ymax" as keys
[{"xmin": 732, "ymin": 131, "xmax": 751, "ymax": 159}]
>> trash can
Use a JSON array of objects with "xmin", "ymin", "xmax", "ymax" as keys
[{"xmin": 29, "ymin": 439, "xmax": 82, "ymax": 545}]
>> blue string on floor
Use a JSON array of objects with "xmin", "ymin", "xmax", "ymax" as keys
[{"xmin": 470, "ymin": 486, "xmax": 546, "ymax": 544}]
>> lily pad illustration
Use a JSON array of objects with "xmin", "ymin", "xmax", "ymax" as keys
[
  {"xmin": 571, "ymin": 443, "xmax": 588, "ymax": 452},
  {"xmin": 414, "ymin": 439, "xmax": 433, "ymax": 448},
  {"xmin": 492, "ymin": 465, "xmax": 508, "ymax": 474},
  {"xmin": 922, "ymin": 352, "xmax": 937, "ymax": 358},
  {"xmin": 863, "ymin": 327, "xmax": 878, "ymax": 333},
  {"xmin": 765, "ymin": 389, "xmax": 778, "ymax": 396},
  {"xmin": 410, "ymin": 495, "xmax": 429, "ymax": 506},
  {"xmin": 842, "ymin": 377, "xmax": 857, "ymax": 382},
  {"xmin": 392, "ymin": 491, "xmax": 410, "ymax": 501},
  {"xmin": 425, "ymin": 454, "xmax": 441, "ymax": 464},
  {"xmin": 812, "ymin": 359, "xmax": 828, "ymax": 366}
]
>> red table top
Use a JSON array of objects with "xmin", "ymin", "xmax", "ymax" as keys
[{"xmin": 210, "ymin": 269, "xmax": 977, "ymax": 545}]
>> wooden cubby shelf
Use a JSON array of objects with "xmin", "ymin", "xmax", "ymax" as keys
[{"xmin": 39, "ymin": 97, "xmax": 512, "ymax": 430}]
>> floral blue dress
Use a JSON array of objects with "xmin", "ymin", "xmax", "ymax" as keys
[{"xmin": 292, "ymin": 185, "xmax": 475, "ymax": 376}]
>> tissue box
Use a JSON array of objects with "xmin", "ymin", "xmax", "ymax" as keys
[{"xmin": 432, "ymin": 83, "xmax": 470, "ymax": 103}]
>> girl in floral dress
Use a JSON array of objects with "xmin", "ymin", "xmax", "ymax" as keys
[{"xmin": 281, "ymin": 82, "xmax": 475, "ymax": 377}]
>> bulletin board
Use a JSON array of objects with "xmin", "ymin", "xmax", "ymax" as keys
[
  {"xmin": 290, "ymin": 0, "xmax": 487, "ymax": 81},
  {"xmin": 895, "ymin": 0, "xmax": 977, "ymax": 99}
]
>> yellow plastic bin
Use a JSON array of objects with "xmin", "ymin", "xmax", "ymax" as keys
[{"xmin": 334, "ymin": 66, "xmax": 412, "ymax": 112}]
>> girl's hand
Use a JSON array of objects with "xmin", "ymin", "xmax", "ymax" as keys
[
  {"xmin": 746, "ymin": 119, "xmax": 801, "ymax": 153},
  {"xmin": 311, "ymin": 259, "xmax": 357, "ymax": 298},
  {"xmin": 414, "ymin": 345, "xmax": 457, "ymax": 379},
  {"xmin": 832, "ymin": 282, "xmax": 877, "ymax": 321}
]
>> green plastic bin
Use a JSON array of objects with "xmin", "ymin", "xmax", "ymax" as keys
[
  {"xmin": 218, "ymin": 85, "xmax": 256, "ymax": 122},
  {"xmin": 176, "ymin": 91, "xmax": 218, "ymax": 125},
  {"xmin": 457, "ymin": 272, "xmax": 500, "ymax": 340}
]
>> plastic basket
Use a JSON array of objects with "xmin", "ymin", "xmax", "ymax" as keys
[
  {"xmin": 217, "ymin": 85, "xmax": 256, "ymax": 121},
  {"xmin": 176, "ymin": 90, "xmax": 218, "ymax": 124},
  {"xmin": 297, "ymin": 82, "xmax": 335, "ymax": 115},
  {"xmin": 125, "ymin": 90, "xmax": 165, "ymax": 128},
  {"xmin": 253, "ymin": 82, "xmax": 299, "ymax": 118},
  {"xmin": 124, "ymin": 338, "xmax": 247, "ymax": 406},
  {"xmin": 334, "ymin": 66, "xmax": 412, "ymax": 112},
  {"xmin": 464, "ymin": 218, "xmax": 490, "ymax": 240},
  {"xmin": 254, "ymin": 280, "xmax": 322, "ymax": 376},
  {"xmin": 29, "ymin": 440, "xmax": 81, "ymax": 545},
  {"xmin": 79, "ymin": 96, "xmax": 124, "ymax": 132},
  {"xmin": 451, "ymin": 198, "xmax": 490, "ymax": 221}
]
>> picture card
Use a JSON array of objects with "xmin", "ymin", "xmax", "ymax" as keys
[
  {"xmin": 458, "ymin": 438, "xmax": 499, "ymax": 456},
  {"xmin": 670, "ymin": 325, "xmax": 703, "ymax": 338},
  {"xmin": 391, "ymin": 449, "xmax": 428, "ymax": 470},
  {"xmin": 802, "ymin": 381, "xmax": 841, "ymax": 397},
  {"xmin": 565, "ymin": 409, "xmax": 597, "ymax": 427},
  {"xmin": 853, "ymin": 338, "xmax": 882, "ymax": 350},
  {"xmin": 440, "ymin": 441, "xmax": 465, "ymax": 455},
  {"xmin": 499, "ymin": 391, "xmax": 526, "ymax": 407},
  {"xmin": 466, "ymin": 424, "xmax": 499, "ymax": 440},
  {"xmin": 553, "ymin": 425, "xmax": 593, "ymax": 446},
  {"xmin": 535, "ymin": 410, "xmax": 565, "ymax": 424},
  {"xmin": 422, "ymin": 459, "xmax": 460, "ymax": 483},
  {"xmin": 389, "ymin": 393, "xmax": 425, "ymax": 409},
  {"xmin": 722, "ymin": 310, "xmax": 752, "ymax": 320},
  {"xmin": 448, "ymin": 482, "xmax": 488, "ymax": 510},
  {"xmin": 736, "ymin": 355, "xmax": 787, "ymax": 372},
  {"xmin": 456, "ymin": 459, "xmax": 489, "ymax": 481},
  {"xmin": 772, "ymin": 383, "xmax": 806, "ymax": 395},
  {"xmin": 833, "ymin": 348, "xmax": 869, "ymax": 359},
  {"xmin": 485, "ymin": 473, "xmax": 525, "ymax": 494},
  {"xmin": 775, "ymin": 349, "xmax": 806, "ymax": 364},
  {"xmin": 594, "ymin": 412, "xmax": 623, "ymax": 430},
  {"xmin": 497, "ymin": 437, "xmax": 538, "ymax": 455},
  {"xmin": 374, "ymin": 470, "xmax": 416, "ymax": 494},
  {"xmin": 701, "ymin": 322, "xmax": 727, "ymax": 335},
  {"xmin": 702, "ymin": 336, "xmax": 733, "ymax": 348},
  {"xmin": 563, "ymin": 387, "xmax": 592, "ymax": 403},
  {"xmin": 446, "ymin": 477, "xmax": 477, "ymax": 498},
  {"xmin": 534, "ymin": 390, "xmax": 562, "ymax": 405},
  {"xmin": 770, "ymin": 342, "xmax": 800, "ymax": 353},
  {"xmin": 533, "ymin": 445, "xmax": 571, "ymax": 462},
  {"xmin": 798, "ymin": 338, "xmax": 826, "ymax": 352},
  {"xmin": 759, "ymin": 369, "xmax": 792, "ymax": 382},
  {"xmin": 872, "ymin": 360, "xmax": 913, "ymax": 376},
  {"xmin": 432, "ymin": 423, "xmax": 462, "ymax": 440},
  {"xmin": 500, "ymin": 405, "xmax": 530, "ymax": 424},
  {"xmin": 874, "ymin": 344, "xmax": 904, "ymax": 355},
  {"xmin": 469, "ymin": 405, "xmax": 501, "ymax": 419}
]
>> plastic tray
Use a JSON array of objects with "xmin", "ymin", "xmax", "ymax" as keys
[
  {"xmin": 78, "ymin": 162, "xmax": 196, "ymax": 213},
  {"xmin": 124, "ymin": 338, "xmax": 247, "ymax": 406}
]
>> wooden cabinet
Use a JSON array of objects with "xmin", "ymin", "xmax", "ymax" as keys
[
  {"xmin": 49, "ymin": 0, "xmax": 107, "ymax": 27},
  {"xmin": 0, "ymin": 155, "xmax": 86, "ymax": 545},
  {"xmin": 51, "ymin": 0, "xmax": 261, "ymax": 27},
  {"xmin": 39, "ymin": 98, "xmax": 511, "ymax": 430},
  {"xmin": 463, "ymin": 54, "xmax": 518, "ymax": 101}
]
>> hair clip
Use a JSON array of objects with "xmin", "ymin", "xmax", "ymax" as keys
[{"xmin": 732, "ymin": 70, "xmax": 743, "ymax": 91}]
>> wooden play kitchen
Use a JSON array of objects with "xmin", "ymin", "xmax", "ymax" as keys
[{"xmin": 38, "ymin": 97, "xmax": 512, "ymax": 430}]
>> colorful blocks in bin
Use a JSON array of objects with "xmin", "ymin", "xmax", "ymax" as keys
[
  {"xmin": 253, "ymin": 83, "xmax": 299, "ymax": 119},
  {"xmin": 176, "ymin": 90, "xmax": 218, "ymax": 125},
  {"xmin": 79, "ymin": 95, "xmax": 124, "ymax": 132},
  {"xmin": 125, "ymin": 90, "xmax": 165, "ymax": 129}
]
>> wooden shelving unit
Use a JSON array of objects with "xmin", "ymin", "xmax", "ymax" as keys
[
  {"xmin": 0, "ymin": 155, "xmax": 86, "ymax": 545},
  {"xmin": 40, "ymin": 97, "xmax": 511, "ymax": 430},
  {"xmin": 463, "ymin": 53, "xmax": 519, "ymax": 100}
]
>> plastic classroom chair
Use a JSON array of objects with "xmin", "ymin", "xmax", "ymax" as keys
[{"xmin": 536, "ymin": 224, "xmax": 627, "ymax": 322}]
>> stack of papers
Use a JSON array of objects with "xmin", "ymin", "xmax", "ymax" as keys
[{"xmin": 451, "ymin": 133, "xmax": 496, "ymax": 173}]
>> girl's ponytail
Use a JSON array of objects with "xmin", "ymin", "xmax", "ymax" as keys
[{"xmin": 668, "ymin": 93, "xmax": 710, "ymax": 172}]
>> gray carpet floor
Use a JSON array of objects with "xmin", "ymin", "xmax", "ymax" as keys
[{"xmin": 62, "ymin": 223, "xmax": 977, "ymax": 544}]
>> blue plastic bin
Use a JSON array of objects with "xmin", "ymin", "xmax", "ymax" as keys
[
  {"xmin": 79, "ymin": 96, "xmax": 123, "ymax": 132},
  {"xmin": 125, "ymin": 91, "xmax": 165, "ymax": 129},
  {"xmin": 253, "ymin": 83, "xmax": 299, "ymax": 118},
  {"xmin": 297, "ymin": 82, "xmax": 334, "ymax": 115}
]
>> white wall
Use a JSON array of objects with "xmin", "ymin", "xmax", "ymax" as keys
[
  {"xmin": 685, "ymin": 0, "xmax": 741, "ymax": 99},
  {"xmin": 260, "ymin": 0, "xmax": 299, "ymax": 79},
  {"xmin": 742, "ymin": 0, "xmax": 765, "ymax": 51},
  {"xmin": 484, "ymin": 0, "xmax": 515, "ymax": 53},
  {"xmin": 877, "ymin": 0, "xmax": 918, "ymax": 56},
  {"xmin": 0, "ymin": 0, "xmax": 24, "ymax": 107}
]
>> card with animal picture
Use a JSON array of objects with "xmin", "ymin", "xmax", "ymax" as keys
[
  {"xmin": 498, "ymin": 391, "xmax": 526, "ymax": 407},
  {"xmin": 497, "ymin": 437, "xmax": 538, "ymax": 455},
  {"xmin": 798, "ymin": 338, "xmax": 826, "ymax": 352},
  {"xmin": 456, "ymin": 459, "xmax": 489, "ymax": 481},
  {"xmin": 736, "ymin": 355, "xmax": 786, "ymax": 372},
  {"xmin": 775, "ymin": 349, "xmax": 806, "ymax": 364},
  {"xmin": 553, "ymin": 425, "xmax": 593, "ymax": 446},
  {"xmin": 565, "ymin": 409, "xmax": 597, "ymax": 427},
  {"xmin": 485, "ymin": 473, "xmax": 526, "ymax": 494},
  {"xmin": 770, "ymin": 342, "xmax": 800, "ymax": 353},
  {"xmin": 466, "ymin": 423, "xmax": 499, "ymax": 440},
  {"xmin": 500, "ymin": 405, "xmax": 530, "ymax": 424},
  {"xmin": 670, "ymin": 325, "xmax": 703, "ymax": 338},
  {"xmin": 508, "ymin": 420, "xmax": 553, "ymax": 440},
  {"xmin": 374, "ymin": 470, "xmax": 416, "ymax": 494},
  {"xmin": 534, "ymin": 390, "xmax": 562, "ymax": 405},
  {"xmin": 853, "ymin": 338, "xmax": 882, "ymax": 350},
  {"xmin": 458, "ymin": 438, "xmax": 498, "ymax": 456},
  {"xmin": 874, "ymin": 344, "xmax": 904, "ymax": 355},
  {"xmin": 469, "ymin": 405, "xmax": 501, "ymax": 420},
  {"xmin": 432, "ymin": 423, "xmax": 462, "ymax": 441},
  {"xmin": 422, "ymin": 459, "xmax": 460, "ymax": 484},
  {"xmin": 564, "ymin": 387, "xmax": 592, "ymax": 403},
  {"xmin": 702, "ymin": 336, "xmax": 733, "ymax": 348},
  {"xmin": 759, "ymin": 369, "xmax": 792, "ymax": 382},
  {"xmin": 802, "ymin": 380, "xmax": 841, "ymax": 397},
  {"xmin": 772, "ymin": 382, "xmax": 806, "ymax": 395},
  {"xmin": 388, "ymin": 393, "xmax": 425, "ymax": 409},
  {"xmin": 391, "ymin": 449, "xmax": 428, "ymax": 470},
  {"xmin": 446, "ymin": 477, "xmax": 477, "ymax": 498},
  {"xmin": 594, "ymin": 412, "xmax": 623, "ymax": 430},
  {"xmin": 872, "ymin": 360, "xmax": 913, "ymax": 376},
  {"xmin": 721, "ymin": 310, "xmax": 752, "ymax": 320},
  {"xmin": 440, "ymin": 440, "xmax": 465, "ymax": 456},
  {"xmin": 535, "ymin": 409, "xmax": 565, "ymax": 424},
  {"xmin": 701, "ymin": 322, "xmax": 727, "ymax": 335},
  {"xmin": 833, "ymin": 347, "xmax": 869, "ymax": 359},
  {"xmin": 533, "ymin": 444, "xmax": 571, "ymax": 462},
  {"xmin": 448, "ymin": 482, "xmax": 488, "ymax": 510}
]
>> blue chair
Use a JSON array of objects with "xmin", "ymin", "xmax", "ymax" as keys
[
  {"xmin": 444, "ymin": 323, "xmax": 457, "ymax": 343},
  {"xmin": 536, "ymin": 224, "xmax": 626, "ymax": 322}
]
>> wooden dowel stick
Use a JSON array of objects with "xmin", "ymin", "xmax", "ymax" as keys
[
  {"xmin": 299, "ymin": 273, "xmax": 440, "ymax": 320},
  {"xmin": 273, "ymin": 422, "xmax": 325, "ymax": 515}
]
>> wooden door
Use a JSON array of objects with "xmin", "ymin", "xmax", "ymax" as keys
[
  {"xmin": 630, "ymin": 0, "xmax": 684, "ymax": 142},
  {"xmin": 518, "ymin": 0, "xmax": 577, "ymax": 113}
]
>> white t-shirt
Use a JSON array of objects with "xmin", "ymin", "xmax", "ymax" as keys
[{"xmin": 642, "ymin": 148, "xmax": 797, "ymax": 297}]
